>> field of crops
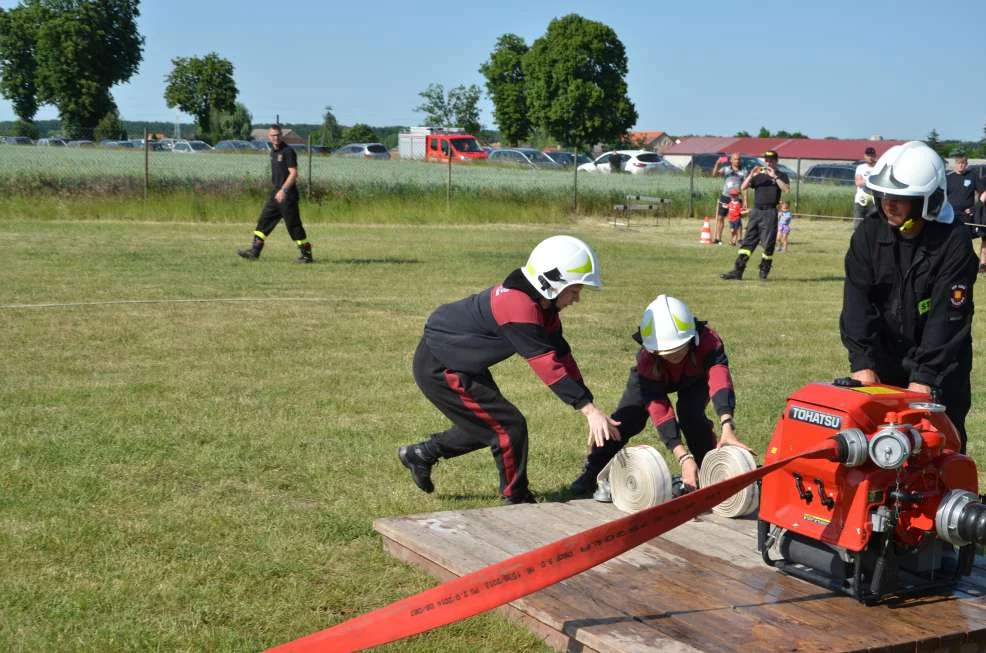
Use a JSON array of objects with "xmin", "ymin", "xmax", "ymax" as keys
[{"xmin": 0, "ymin": 146, "xmax": 858, "ymax": 223}]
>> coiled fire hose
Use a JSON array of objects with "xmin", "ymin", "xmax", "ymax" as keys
[
  {"xmin": 596, "ymin": 445, "xmax": 758, "ymax": 518},
  {"xmin": 265, "ymin": 440, "xmax": 837, "ymax": 653},
  {"xmin": 698, "ymin": 446, "xmax": 759, "ymax": 518}
]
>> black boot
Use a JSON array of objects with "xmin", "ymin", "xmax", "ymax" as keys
[
  {"xmin": 759, "ymin": 258, "xmax": 773, "ymax": 280},
  {"xmin": 295, "ymin": 242, "xmax": 314, "ymax": 264},
  {"xmin": 398, "ymin": 441, "xmax": 439, "ymax": 493},
  {"xmin": 569, "ymin": 437, "xmax": 625, "ymax": 496},
  {"xmin": 237, "ymin": 235, "xmax": 264, "ymax": 260},
  {"xmin": 720, "ymin": 253, "xmax": 749, "ymax": 280}
]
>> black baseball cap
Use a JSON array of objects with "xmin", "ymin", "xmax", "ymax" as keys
[
  {"xmin": 864, "ymin": 146, "xmax": 877, "ymax": 156},
  {"xmin": 763, "ymin": 150, "xmax": 778, "ymax": 159}
]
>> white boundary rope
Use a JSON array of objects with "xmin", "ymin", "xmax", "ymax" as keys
[{"xmin": 0, "ymin": 297, "xmax": 338, "ymax": 310}]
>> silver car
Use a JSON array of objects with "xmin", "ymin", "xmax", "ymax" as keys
[
  {"xmin": 333, "ymin": 143, "xmax": 391, "ymax": 159},
  {"xmin": 488, "ymin": 148, "xmax": 562, "ymax": 169}
]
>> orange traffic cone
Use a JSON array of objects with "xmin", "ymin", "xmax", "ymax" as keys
[{"xmin": 700, "ymin": 216, "xmax": 713, "ymax": 244}]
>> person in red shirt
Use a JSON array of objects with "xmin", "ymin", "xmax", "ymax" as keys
[
  {"xmin": 571, "ymin": 295, "xmax": 752, "ymax": 496},
  {"xmin": 399, "ymin": 235, "xmax": 621, "ymax": 504}
]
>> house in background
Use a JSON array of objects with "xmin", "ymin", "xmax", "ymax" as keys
[
  {"xmin": 661, "ymin": 137, "xmax": 908, "ymax": 174},
  {"xmin": 249, "ymin": 127, "xmax": 305, "ymax": 145},
  {"xmin": 628, "ymin": 130, "xmax": 675, "ymax": 152}
]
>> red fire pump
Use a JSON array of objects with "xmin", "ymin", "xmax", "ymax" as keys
[{"xmin": 758, "ymin": 379, "xmax": 985, "ymax": 603}]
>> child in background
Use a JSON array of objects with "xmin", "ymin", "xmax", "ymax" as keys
[
  {"xmin": 777, "ymin": 200, "xmax": 793, "ymax": 252},
  {"xmin": 724, "ymin": 187, "xmax": 746, "ymax": 246}
]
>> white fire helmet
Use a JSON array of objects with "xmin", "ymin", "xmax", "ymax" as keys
[
  {"xmin": 522, "ymin": 235, "xmax": 601, "ymax": 300},
  {"xmin": 865, "ymin": 141, "xmax": 954, "ymax": 224},
  {"xmin": 639, "ymin": 295, "xmax": 699, "ymax": 354}
]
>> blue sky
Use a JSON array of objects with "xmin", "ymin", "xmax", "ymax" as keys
[{"xmin": 1, "ymin": 0, "xmax": 983, "ymax": 140}]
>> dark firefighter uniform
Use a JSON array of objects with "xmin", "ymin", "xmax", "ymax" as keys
[
  {"xmin": 581, "ymin": 322, "xmax": 736, "ymax": 474},
  {"xmin": 947, "ymin": 169, "xmax": 986, "ymax": 237},
  {"xmin": 721, "ymin": 165, "xmax": 789, "ymax": 280},
  {"xmin": 413, "ymin": 268, "xmax": 593, "ymax": 502},
  {"xmin": 840, "ymin": 216, "xmax": 977, "ymax": 451}
]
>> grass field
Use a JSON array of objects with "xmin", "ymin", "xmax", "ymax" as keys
[
  {"xmin": 3, "ymin": 216, "xmax": 985, "ymax": 652},
  {"xmin": 0, "ymin": 146, "xmax": 856, "ymax": 223}
]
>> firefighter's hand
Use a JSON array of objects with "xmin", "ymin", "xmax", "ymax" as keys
[
  {"xmin": 718, "ymin": 429, "xmax": 755, "ymax": 454},
  {"xmin": 851, "ymin": 369, "xmax": 880, "ymax": 384},
  {"xmin": 581, "ymin": 403, "xmax": 621, "ymax": 448},
  {"xmin": 681, "ymin": 457, "xmax": 699, "ymax": 490},
  {"xmin": 907, "ymin": 382, "xmax": 932, "ymax": 395},
  {"xmin": 275, "ymin": 189, "xmax": 286, "ymax": 203}
]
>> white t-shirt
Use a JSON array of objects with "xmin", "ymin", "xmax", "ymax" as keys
[{"xmin": 854, "ymin": 162, "xmax": 876, "ymax": 205}]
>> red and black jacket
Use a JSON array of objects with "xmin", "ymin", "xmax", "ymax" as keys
[
  {"xmin": 632, "ymin": 322, "xmax": 735, "ymax": 450},
  {"xmin": 422, "ymin": 269, "xmax": 593, "ymax": 408}
]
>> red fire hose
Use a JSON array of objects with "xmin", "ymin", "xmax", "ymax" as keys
[{"xmin": 265, "ymin": 440, "xmax": 838, "ymax": 653}]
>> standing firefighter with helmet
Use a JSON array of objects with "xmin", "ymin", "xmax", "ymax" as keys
[
  {"xmin": 720, "ymin": 150, "xmax": 790, "ymax": 281},
  {"xmin": 570, "ymin": 295, "xmax": 753, "ymax": 497},
  {"xmin": 840, "ymin": 141, "xmax": 977, "ymax": 452},
  {"xmin": 399, "ymin": 235, "xmax": 621, "ymax": 504}
]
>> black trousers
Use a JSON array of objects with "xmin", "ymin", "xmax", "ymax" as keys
[
  {"xmin": 584, "ymin": 371, "xmax": 717, "ymax": 473},
  {"xmin": 739, "ymin": 208, "xmax": 778, "ymax": 257},
  {"xmin": 412, "ymin": 339, "xmax": 529, "ymax": 500},
  {"xmin": 255, "ymin": 192, "xmax": 307, "ymax": 241}
]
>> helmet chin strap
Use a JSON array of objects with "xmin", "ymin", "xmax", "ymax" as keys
[{"xmin": 899, "ymin": 218, "xmax": 916, "ymax": 233}]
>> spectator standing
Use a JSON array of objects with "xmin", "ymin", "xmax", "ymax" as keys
[
  {"xmin": 777, "ymin": 200, "xmax": 793, "ymax": 252},
  {"xmin": 853, "ymin": 146, "xmax": 879, "ymax": 229},
  {"xmin": 720, "ymin": 150, "xmax": 790, "ymax": 281},
  {"xmin": 840, "ymin": 141, "xmax": 977, "ymax": 452},
  {"xmin": 712, "ymin": 152, "xmax": 749, "ymax": 245},
  {"xmin": 946, "ymin": 150, "xmax": 986, "ymax": 273},
  {"xmin": 237, "ymin": 124, "xmax": 314, "ymax": 263}
]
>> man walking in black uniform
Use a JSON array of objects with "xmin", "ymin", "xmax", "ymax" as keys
[
  {"xmin": 720, "ymin": 150, "xmax": 790, "ymax": 281},
  {"xmin": 397, "ymin": 235, "xmax": 621, "ymax": 504},
  {"xmin": 946, "ymin": 150, "xmax": 986, "ymax": 273},
  {"xmin": 237, "ymin": 124, "xmax": 314, "ymax": 263},
  {"xmin": 840, "ymin": 141, "xmax": 977, "ymax": 452}
]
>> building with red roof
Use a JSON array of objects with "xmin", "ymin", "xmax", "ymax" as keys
[{"xmin": 661, "ymin": 136, "xmax": 907, "ymax": 175}]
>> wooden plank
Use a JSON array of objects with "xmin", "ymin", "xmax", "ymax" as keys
[{"xmin": 374, "ymin": 501, "xmax": 986, "ymax": 653}]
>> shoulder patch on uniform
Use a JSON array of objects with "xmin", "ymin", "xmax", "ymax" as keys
[{"xmin": 949, "ymin": 283, "xmax": 968, "ymax": 308}]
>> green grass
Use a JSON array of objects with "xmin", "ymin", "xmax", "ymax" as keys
[
  {"xmin": 3, "ymin": 217, "xmax": 984, "ymax": 652},
  {"xmin": 0, "ymin": 146, "xmax": 859, "ymax": 223}
]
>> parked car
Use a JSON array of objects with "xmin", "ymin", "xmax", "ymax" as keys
[
  {"xmin": 214, "ymin": 139, "xmax": 254, "ymax": 151},
  {"xmin": 2, "ymin": 136, "xmax": 34, "ymax": 145},
  {"xmin": 542, "ymin": 151, "xmax": 592, "ymax": 168},
  {"xmin": 578, "ymin": 150, "xmax": 678, "ymax": 175},
  {"xmin": 488, "ymin": 148, "xmax": 562, "ymax": 169},
  {"xmin": 171, "ymin": 139, "xmax": 213, "ymax": 153},
  {"xmin": 802, "ymin": 163, "xmax": 857, "ymax": 186},
  {"xmin": 36, "ymin": 138, "xmax": 67, "ymax": 147},
  {"xmin": 332, "ymin": 142, "xmax": 391, "ymax": 159},
  {"xmin": 66, "ymin": 140, "xmax": 95, "ymax": 148},
  {"xmin": 249, "ymin": 140, "xmax": 271, "ymax": 152}
]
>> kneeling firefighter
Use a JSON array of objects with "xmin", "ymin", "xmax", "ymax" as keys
[{"xmin": 570, "ymin": 295, "xmax": 754, "ymax": 496}]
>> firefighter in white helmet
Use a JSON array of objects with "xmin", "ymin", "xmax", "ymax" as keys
[
  {"xmin": 840, "ymin": 141, "xmax": 977, "ymax": 452},
  {"xmin": 399, "ymin": 235, "xmax": 621, "ymax": 504},
  {"xmin": 571, "ymin": 294, "xmax": 753, "ymax": 496}
]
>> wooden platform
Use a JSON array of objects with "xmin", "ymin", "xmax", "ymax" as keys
[{"xmin": 374, "ymin": 499, "xmax": 986, "ymax": 653}]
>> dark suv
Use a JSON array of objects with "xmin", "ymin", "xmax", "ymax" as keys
[{"xmin": 803, "ymin": 163, "xmax": 857, "ymax": 186}]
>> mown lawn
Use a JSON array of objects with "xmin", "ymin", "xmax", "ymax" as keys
[{"xmin": 2, "ymin": 217, "xmax": 984, "ymax": 652}]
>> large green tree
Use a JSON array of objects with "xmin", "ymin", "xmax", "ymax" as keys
[
  {"xmin": 343, "ymin": 123, "xmax": 376, "ymax": 143},
  {"xmin": 205, "ymin": 101, "xmax": 252, "ymax": 143},
  {"xmin": 0, "ymin": 4, "xmax": 39, "ymax": 134},
  {"xmin": 522, "ymin": 14, "xmax": 636, "ymax": 149},
  {"xmin": 318, "ymin": 105, "xmax": 343, "ymax": 148},
  {"xmin": 163, "ymin": 53, "xmax": 237, "ymax": 137},
  {"xmin": 0, "ymin": 0, "xmax": 144, "ymax": 140},
  {"xmin": 414, "ymin": 83, "xmax": 482, "ymax": 134},
  {"xmin": 480, "ymin": 34, "xmax": 529, "ymax": 145}
]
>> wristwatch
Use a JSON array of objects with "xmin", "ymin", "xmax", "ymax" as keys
[{"xmin": 720, "ymin": 417, "xmax": 736, "ymax": 429}]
